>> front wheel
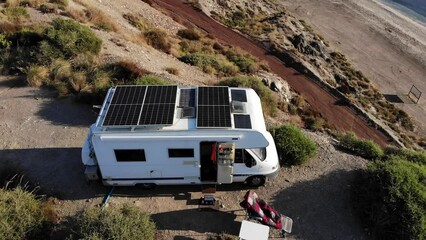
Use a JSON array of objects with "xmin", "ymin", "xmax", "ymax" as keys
[{"xmin": 246, "ymin": 176, "xmax": 266, "ymax": 187}]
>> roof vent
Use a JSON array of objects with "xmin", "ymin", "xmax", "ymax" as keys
[{"xmin": 231, "ymin": 101, "xmax": 247, "ymax": 113}]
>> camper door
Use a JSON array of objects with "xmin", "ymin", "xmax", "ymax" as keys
[{"xmin": 216, "ymin": 142, "xmax": 235, "ymax": 184}]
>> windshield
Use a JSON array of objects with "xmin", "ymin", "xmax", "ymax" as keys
[{"xmin": 250, "ymin": 148, "xmax": 266, "ymax": 161}]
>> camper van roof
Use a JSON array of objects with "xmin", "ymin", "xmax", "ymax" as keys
[{"xmin": 95, "ymin": 85, "xmax": 266, "ymax": 132}]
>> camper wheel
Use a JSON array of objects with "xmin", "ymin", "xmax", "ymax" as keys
[
  {"xmin": 246, "ymin": 176, "xmax": 266, "ymax": 187},
  {"xmin": 137, "ymin": 183, "xmax": 156, "ymax": 189}
]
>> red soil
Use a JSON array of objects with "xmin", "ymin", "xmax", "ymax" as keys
[{"xmin": 153, "ymin": 0, "xmax": 392, "ymax": 147}]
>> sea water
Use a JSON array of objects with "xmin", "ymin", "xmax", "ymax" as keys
[{"xmin": 382, "ymin": 0, "xmax": 426, "ymax": 24}]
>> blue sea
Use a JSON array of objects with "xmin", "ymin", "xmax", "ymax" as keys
[{"xmin": 382, "ymin": 0, "xmax": 426, "ymax": 24}]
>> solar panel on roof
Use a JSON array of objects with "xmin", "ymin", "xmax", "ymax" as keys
[
  {"xmin": 231, "ymin": 89, "xmax": 247, "ymax": 102},
  {"xmin": 234, "ymin": 114, "xmax": 252, "ymax": 129},
  {"xmin": 102, "ymin": 85, "xmax": 177, "ymax": 127},
  {"xmin": 196, "ymin": 86, "xmax": 232, "ymax": 128}
]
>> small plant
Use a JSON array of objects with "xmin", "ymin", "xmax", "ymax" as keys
[
  {"xmin": 1, "ymin": 7, "xmax": 29, "ymax": 22},
  {"xmin": 336, "ymin": 132, "xmax": 383, "ymax": 160},
  {"xmin": 165, "ymin": 67, "xmax": 179, "ymax": 75},
  {"xmin": 44, "ymin": 18, "xmax": 102, "ymax": 59},
  {"xmin": 123, "ymin": 13, "xmax": 151, "ymax": 31},
  {"xmin": 135, "ymin": 74, "xmax": 169, "ymax": 85},
  {"xmin": 0, "ymin": 186, "xmax": 46, "ymax": 239},
  {"xmin": 75, "ymin": 205, "xmax": 156, "ymax": 240},
  {"xmin": 144, "ymin": 29, "xmax": 171, "ymax": 53},
  {"xmin": 177, "ymin": 28, "xmax": 201, "ymax": 41},
  {"xmin": 270, "ymin": 125, "xmax": 317, "ymax": 165},
  {"xmin": 26, "ymin": 65, "xmax": 49, "ymax": 87},
  {"xmin": 218, "ymin": 75, "xmax": 277, "ymax": 116}
]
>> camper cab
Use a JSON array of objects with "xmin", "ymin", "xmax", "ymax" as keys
[{"xmin": 82, "ymin": 85, "xmax": 279, "ymax": 187}]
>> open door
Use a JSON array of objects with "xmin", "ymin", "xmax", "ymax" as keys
[
  {"xmin": 200, "ymin": 142, "xmax": 217, "ymax": 182},
  {"xmin": 216, "ymin": 142, "xmax": 235, "ymax": 184},
  {"xmin": 200, "ymin": 142, "xmax": 235, "ymax": 183}
]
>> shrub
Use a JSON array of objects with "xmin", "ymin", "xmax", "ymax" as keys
[
  {"xmin": 144, "ymin": 29, "xmax": 171, "ymax": 53},
  {"xmin": 26, "ymin": 65, "xmax": 49, "ymax": 87},
  {"xmin": 224, "ymin": 49, "xmax": 259, "ymax": 74},
  {"xmin": 383, "ymin": 147, "xmax": 426, "ymax": 165},
  {"xmin": 50, "ymin": 0, "xmax": 68, "ymax": 7},
  {"xmin": 0, "ymin": 34, "xmax": 11, "ymax": 49},
  {"xmin": 270, "ymin": 125, "xmax": 317, "ymax": 165},
  {"xmin": 353, "ymin": 158, "xmax": 425, "ymax": 240},
  {"xmin": 106, "ymin": 61, "xmax": 148, "ymax": 84},
  {"xmin": 123, "ymin": 13, "xmax": 151, "ymax": 31},
  {"xmin": 336, "ymin": 132, "xmax": 384, "ymax": 160},
  {"xmin": 75, "ymin": 205, "xmax": 156, "ymax": 240},
  {"xmin": 1, "ymin": 7, "xmax": 29, "ymax": 23},
  {"xmin": 218, "ymin": 75, "xmax": 277, "ymax": 116},
  {"xmin": 0, "ymin": 186, "xmax": 45, "ymax": 239},
  {"xmin": 92, "ymin": 70, "xmax": 112, "ymax": 93},
  {"xmin": 135, "ymin": 74, "xmax": 169, "ymax": 85},
  {"xmin": 177, "ymin": 28, "xmax": 201, "ymax": 41},
  {"xmin": 165, "ymin": 67, "xmax": 179, "ymax": 75},
  {"xmin": 44, "ymin": 18, "xmax": 102, "ymax": 59}
]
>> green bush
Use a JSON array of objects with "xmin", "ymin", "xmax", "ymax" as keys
[
  {"xmin": 75, "ymin": 205, "xmax": 156, "ymax": 240},
  {"xmin": 44, "ymin": 18, "xmax": 102, "ymax": 59},
  {"xmin": 336, "ymin": 132, "xmax": 384, "ymax": 160},
  {"xmin": 383, "ymin": 147, "xmax": 426, "ymax": 165},
  {"xmin": 0, "ymin": 186, "xmax": 45, "ymax": 240},
  {"xmin": 135, "ymin": 74, "xmax": 169, "ymax": 85},
  {"xmin": 218, "ymin": 75, "xmax": 277, "ymax": 116},
  {"xmin": 144, "ymin": 29, "xmax": 171, "ymax": 53},
  {"xmin": 353, "ymin": 158, "xmax": 426, "ymax": 240},
  {"xmin": 270, "ymin": 125, "xmax": 317, "ymax": 165}
]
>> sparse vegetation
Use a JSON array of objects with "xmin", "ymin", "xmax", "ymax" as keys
[
  {"xmin": 165, "ymin": 67, "xmax": 179, "ymax": 75},
  {"xmin": 135, "ymin": 74, "xmax": 169, "ymax": 85},
  {"xmin": 66, "ymin": 1, "xmax": 118, "ymax": 32},
  {"xmin": 1, "ymin": 7, "xmax": 29, "ymax": 22},
  {"xmin": 74, "ymin": 205, "xmax": 156, "ymax": 240},
  {"xmin": 144, "ymin": 29, "xmax": 171, "ymax": 53},
  {"xmin": 177, "ymin": 28, "xmax": 201, "ymax": 41},
  {"xmin": 123, "ymin": 13, "xmax": 151, "ymax": 31},
  {"xmin": 270, "ymin": 125, "xmax": 317, "ymax": 165},
  {"xmin": 218, "ymin": 75, "xmax": 277, "ymax": 116}
]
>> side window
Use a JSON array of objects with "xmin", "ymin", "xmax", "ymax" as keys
[
  {"xmin": 234, "ymin": 149, "xmax": 257, "ymax": 167},
  {"xmin": 235, "ymin": 149, "xmax": 244, "ymax": 163},
  {"xmin": 114, "ymin": 150, "xmax": 146, "ymax": 162},
  {"xmin": 168, "ymin": 149, "xmax": 194, "ymax": 158}
]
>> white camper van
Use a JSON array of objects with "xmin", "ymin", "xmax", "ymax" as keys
[{"xmin": 82, "ymin": 85, "xmax": 279, "ymax": 187}]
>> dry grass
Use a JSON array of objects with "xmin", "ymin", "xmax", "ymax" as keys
[
  {"xmin": 123, "ymin": 13, "xmax": 151, "ymax": 31},
  {"xmin": 71, "ymin": 0, "xmax": 119, "ymax": 32},
  {"xmin": 26, "ymin": 65, "xmax": 49, "ymax": 87},
  {"xmin": 165, "ymin": 67, "xmax": 179, "ymax": 75}
]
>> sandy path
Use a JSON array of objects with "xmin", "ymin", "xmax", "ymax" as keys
[
  {"xmin": 152, "ymin": 0, "xmax": 392, "ymax": 147},
  {"xmin": 279, "ymin": 0, "xmax": 426, "ymax": 136}
]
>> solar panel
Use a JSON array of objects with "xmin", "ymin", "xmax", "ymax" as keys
[
  {"xmin": 102, "ymin": 85, "xmax": 177, "ymax": 127},
  {"xmin": 231, "ymin": 89, "xmax": 247, "ymax": 102},
  {"xmin": 197, "ymin": 86, "xmax": 232, "ymax": 128},
  {"xmin": 234, "ymin": 114, "xmax": 252, "ymax": 129}
]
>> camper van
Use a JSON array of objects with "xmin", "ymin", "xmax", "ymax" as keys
[{"xmin": 82, "ymin": 85, "xmax": 280, "ymax": 187}]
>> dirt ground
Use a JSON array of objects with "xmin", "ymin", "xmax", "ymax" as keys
[
  {"xmin": 0, "ymin": 76, "xmax": 370, "ymax": 239},
  {"xmin": 278, "ymin": 0, "xmax": 426, "ymax": 137}
]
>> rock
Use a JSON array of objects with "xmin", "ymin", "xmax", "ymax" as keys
[{"xmin": 257, "ymin": 71, "xmax": 292, "ymax": 102}]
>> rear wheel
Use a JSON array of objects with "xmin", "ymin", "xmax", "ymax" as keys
[{"xmin": 246, "ymin": 176, "xmax": 266, "ymax": 187}]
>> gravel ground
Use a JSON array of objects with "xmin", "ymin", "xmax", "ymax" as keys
[{"xmin": 0, "ymin": 76, "xmax": 369, "ymax": 239}]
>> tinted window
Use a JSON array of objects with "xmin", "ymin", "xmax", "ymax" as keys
[
  {"xmin": 115, "ymin": 150, "xmax": 146, "ymax": 162},
  {"xmin": 168, "ymin": 149, "xmax": 194, "ymax": 158}
]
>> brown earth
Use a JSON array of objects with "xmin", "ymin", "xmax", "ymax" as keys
[{"xmin": 152, "ymin": 0, "xmax": 391, "ymax": 147}]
